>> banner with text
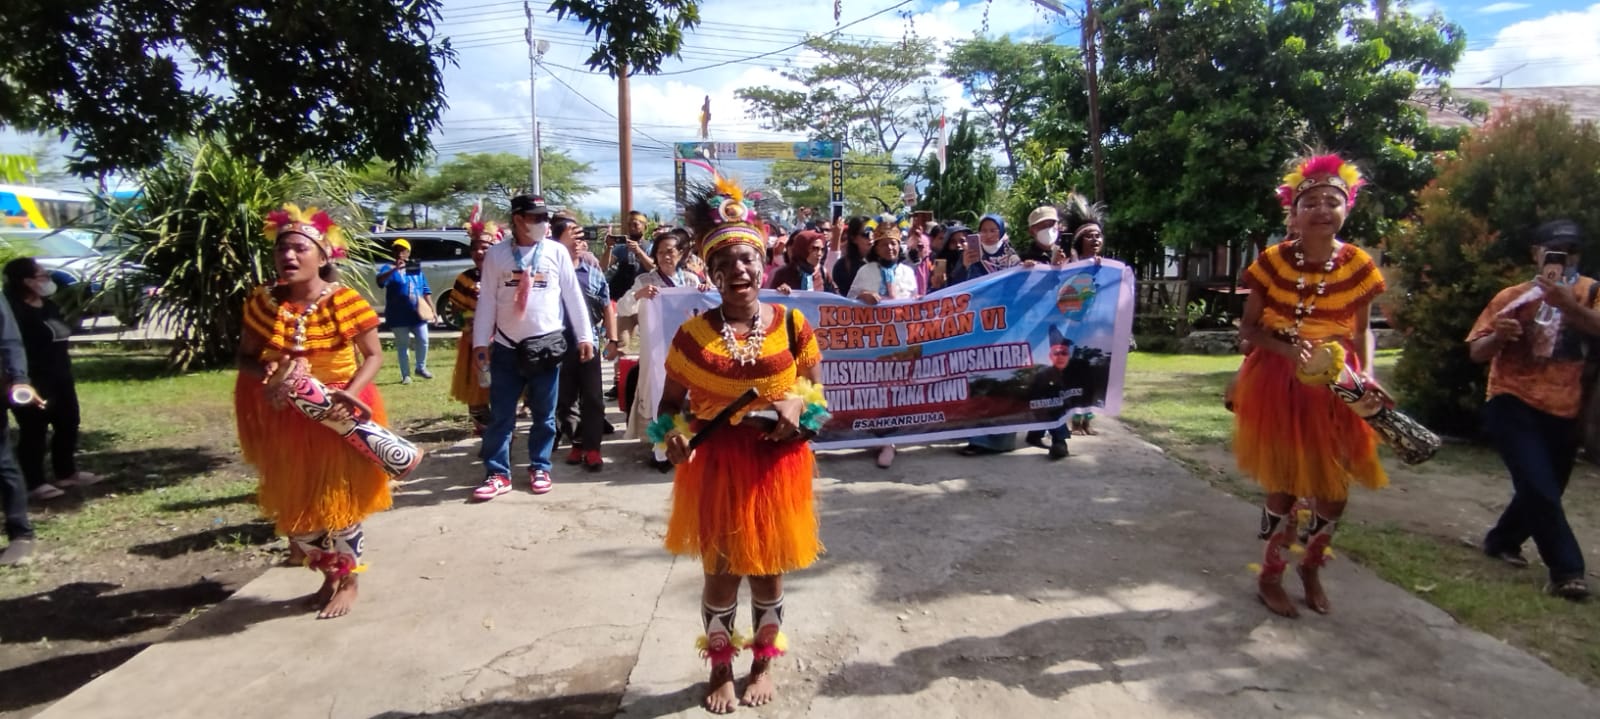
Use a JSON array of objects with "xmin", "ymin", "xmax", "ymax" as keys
[{"xmin": 636, "ymin": 261, "xmax": 1136, "ymax": 450}]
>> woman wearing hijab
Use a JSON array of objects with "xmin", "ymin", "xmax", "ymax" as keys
[{"xmin": 957, "ymin": 214, "xmax": 1023, "ymax": 456}]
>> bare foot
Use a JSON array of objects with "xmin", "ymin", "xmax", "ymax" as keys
[
  {"xmin": 1298, "ymin": 565, "xmax": 1331, "ymax": 614},
  {"xmin": 317, "ymin": 575, "xmax": 359, "ymax": 620},
  {"xmin": 306, "ymin": 574, "xmax": 337, "ymax": 611},
  {"xmin": 704, "ymin": 662, "xmax": 737, "ymax": 714},
  {"xmin": 1257, "ymin": 576, "xmax": 1299, "ymax": 618},
  {"xmin": 287, "ymin": 543, "xmax": 307, "ymax": 567},
  {"xmin": 741, "ymin": 658, "xmax": 777, "ymax": 707}
]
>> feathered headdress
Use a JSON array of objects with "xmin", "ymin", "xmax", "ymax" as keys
[
  {"xmin": 1277, "ymin": 154, "xmax": 1364, "ymax": 209},
  {"xmin": 866, "ymin": 213, "xmax": 908, "ymax": 242},
  {"xmin": 263, "ymin": 204, "xmax": 346, "ymax": 259},
  {"xmin": 684, "ymin": 172, "xmax": 765, "ymax": 262},
  {"xmin": 467, "ymin": 220, "xmax": 503, "ymax": 242},
  {"xmin": 1062, "ymin": 193, "xmax": 1106, "ymax": 239}
]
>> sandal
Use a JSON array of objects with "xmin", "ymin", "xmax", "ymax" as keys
[{"xmin": 1545, "ymin": 578, "xmax": 1591, "ymax": 602}]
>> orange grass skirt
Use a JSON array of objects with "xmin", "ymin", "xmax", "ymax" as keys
[
  {"xmin": 664, "ymin": 424, "xmax": 822, "ymax": 576},
  {"xmin": 235, "ymin": 374, "xmax": 394, "ymax": 536},
  {"xmin": 1231, "ymin": 345, "xmax": 1387, "ymax": 502},
  {"xmin": 450, "ymin": 331, "xmax": 488, "ymax": 406}
]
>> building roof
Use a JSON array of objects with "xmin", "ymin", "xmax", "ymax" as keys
[{"xmin": 1422, "ymin": 86, "xmax": 1600, "ymax": 128}]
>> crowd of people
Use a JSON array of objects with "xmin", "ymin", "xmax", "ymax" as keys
[{"xmin": 0, "ymin": 151, "xmax": 1595, "ymax": 710}]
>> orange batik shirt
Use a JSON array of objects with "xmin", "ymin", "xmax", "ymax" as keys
[
  {"xmin": 1467, "ymin": 277, "xmax": 1600, "ymax": 419},
  {"xmin": 1243, "ymin": 242, "xmax": 1387, "ymax": 344},
  {"xmin": 241, "ymin": 285, "xmax": 381, "ymax": 385}
]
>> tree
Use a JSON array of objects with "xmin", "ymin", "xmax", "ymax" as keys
[
  {"xmin": 99, "ymin": 137, "xmax": 367, "ymax": 370},
  {"xmin": 919, "ymin": 111, "xmax": 998, "ymax": 224},
  {"xmin": 1387, "ymin": 104, "xmax": 1600, "ymax": 435},
  {"xmin": 1091, "ymin": 0, "xmax": 1473, "ymax": 277},
  {"xmin": 766, "ymin": 151, "xmax": 906, "ymax": 219},
  {"xmin": 737, "ymin": 36, "xmax": 938, "ymax": 157},
  {"xmin": 0, "ymin": 1, "xmax": 455, "ymax": 177},
  {"xmin": 0, "ymin": 155, "xmax": 35, "ymax": 184},
  {"xmin": 548, "ymin": 0, "xmax": 701, "ymax": 76},
  {"xmin": 355, "ymin": 150, "xmax": 594, "ymax": 228},
  {"xmin": 943, "ymin": 36, "xmax": 1079, "ymax": 178}
]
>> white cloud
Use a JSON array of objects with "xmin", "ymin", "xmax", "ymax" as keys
[
  {"xmin": 432, "ymin": 0, "xmax": 1071, "ymax": 214},
  {"xmin": 1452, "ymin": 3, "xmax": 1600, "ymax": 87},
  {"xmin": 1477, "ymin": 2, "xmax": 1531, "ymax": 14}
]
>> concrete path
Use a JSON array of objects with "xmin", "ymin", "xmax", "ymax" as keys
[{"xmin": 36, "ymin": 377, "xmax": 1599, "ymax": 718}]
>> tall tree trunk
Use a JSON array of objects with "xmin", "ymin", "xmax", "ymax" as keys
[{"xmin": 1084, "ymin": 1, "xmax": 1107, "ymax": 204}]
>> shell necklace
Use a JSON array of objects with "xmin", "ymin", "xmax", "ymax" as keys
[
  {"xmin": 280, "ymin": 284, "xmax": 335, "ymax": 355},
  {"xmin": 1289, "ymin": 240, "xmax": 1340, "ymax": 339},
  {"xmin": 717, "ymin": 307, "xmax": 767, "ymax": 366}
]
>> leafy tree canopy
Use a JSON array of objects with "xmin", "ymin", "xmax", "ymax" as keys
[
  {"xmin": 361, "ymin": 150, "xmax": 594, "ymax": 228},
  {"xmin": 766, "ymin": 151, "xmax": 906, "ymax": 219},
  {"xmin": 919, "ymin": 111, "xmax": 998, "ymax": 225},
  {"xmin": 943, "ymin": 35, "xmax": 1080, "ymax": 179},
  {"xmin": 0, "ymin": 1, "xmax": 456, "ymax": 177},
  {"xmin": 737, "ymin": 36, "xmax": 939, "ymax": 159},
  {"xmin": 548, "ymin": 0, "xmax": 701, "ymax": 77}
]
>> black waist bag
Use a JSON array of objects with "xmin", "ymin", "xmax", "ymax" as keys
[{"xmin": 500, "ymin": 329, "xmax": 567, "ymax": 377}]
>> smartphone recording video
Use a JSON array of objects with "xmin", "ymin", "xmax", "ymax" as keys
[{"xmin": 1541, "ymin": 250, "xmax": 1568, "ymax": 283}]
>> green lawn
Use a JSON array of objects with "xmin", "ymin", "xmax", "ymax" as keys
[{"xmin": 1120, "ymin": 348, "xmax": 1600, "ymax": 685}]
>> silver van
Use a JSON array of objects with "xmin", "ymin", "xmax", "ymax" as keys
[{"xmin": 361, "ymin": 231, "xmax": 475, "ymax": 329}]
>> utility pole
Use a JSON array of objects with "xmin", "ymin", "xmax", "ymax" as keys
[
  {"xmin": 524, "ymin": 2, "xmax": 548, "ymax": 196},
  {"xmin": 618, "ymin": 63, "xmax": 633, "ymax": 217}
]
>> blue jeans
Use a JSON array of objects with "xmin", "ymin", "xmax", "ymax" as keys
[
  {"xmin": 481, "ymin": 343, "xmax": 561, "ymax": 476},
  {"xmin": 391, "ymin": 323, "xmax": 430, "ymax": 378},
  {"xmin": 1482, "ymin": 394, "xmax": 1585, "ymax": 583}
]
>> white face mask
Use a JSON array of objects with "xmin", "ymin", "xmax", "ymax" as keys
[
  {"xmin": 1034, "ymin": 227, "xmax": 1058, "ymax": 247},
  {"xmin": 29, "ymin": 278, "xmax": 57, "ymax": 298},
  {"xmin": 529, "ymin": 221, "xmax": 550, "ymax": 243},
  {"xmin": 981, "ymin": 237, "xmax": 1004, "ymax": 253}
]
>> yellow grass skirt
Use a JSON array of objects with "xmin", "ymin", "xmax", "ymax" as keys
[
  {"xmin": 450, "ymin": 330, "xmax": 488, "ymax": 406},
  {"xmin": 235, "ymin": 374, "xmax": 394, "ymax": 536},
  {"xmin": 1232, "ymin": 345, "xmax": 1387, "ymax": 502},
  {"xmin": 665, "ymin": 424, "xmax": 822, "ymax": 576}
]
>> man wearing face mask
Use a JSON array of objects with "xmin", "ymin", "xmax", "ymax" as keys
[
  {"xmin": 471, "ymin": 194, "xmax": 595, "ymax": 501},
  {"xmin": 1021, "ymin": 206, "xmax": 1064, "ymax": 265}
]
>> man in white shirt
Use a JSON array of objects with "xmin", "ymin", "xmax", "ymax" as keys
[{"xmin": 471, "ymin": 194, "xmax": 595, "ymax": 501}]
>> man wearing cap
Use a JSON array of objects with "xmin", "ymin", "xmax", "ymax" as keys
[
  {"xmin": 376, "ymin": 239, "xmax": 434, "ymax": 385},
  {"xmin": 471, "ymin": 194, "xmax": 595, "ymax": 500},
  {"xmin": 1022, "ymin": 205, "xmax": 1065, "ymax": 265},
  {"xmin": 1468, "ymin": 219, "xmax": 1600, "ymax": 601}
]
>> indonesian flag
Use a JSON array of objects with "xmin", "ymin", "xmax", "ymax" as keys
[
  {"xmin": 468, "ymin": 200, "xmax": 482, "ymax": 224},
  {"xmin": 936, "ymin": 113, "xmax": 948, "ymax": 176}
]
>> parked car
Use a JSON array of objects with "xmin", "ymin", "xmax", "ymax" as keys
[
  {"xmin": 0, "ymin": 227, "xmax": 153, "ymax": 328},
  {"xmin": 360, "ymin": 231, "xmax": 475, "ymax": 330}
]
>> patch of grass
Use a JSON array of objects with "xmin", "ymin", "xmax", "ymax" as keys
[
  {"xmin": 1120, "ymin": 348, "xmax": 1600, "ymax": 687},
  {"xmin": 1339, "ymin": 523, "xmax": 1600, "ymax": 682}
]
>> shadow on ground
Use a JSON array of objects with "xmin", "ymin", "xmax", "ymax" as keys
[
  {"xmin": 0, "ymin": 580, "xmax": 234, "ymax": 645},
  {"xmin": 0, "ymin": 643, "xmax": 148, "ymax": 712},
  {"xmin": 129, "ymin": 521, "xmax": 276, "ymax": 559},
  {"xmin": 367, "ymin": 691, "xmax": 623, "ymax": 718}
]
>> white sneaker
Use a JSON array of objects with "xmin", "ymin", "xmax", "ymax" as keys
[
  {"xmin": 29, "ymin": 484, "xmax": 65, "ymax": 501},
  {"xmin": 56, "ymin": 472, "xmax": 103, "ymax": 488}
]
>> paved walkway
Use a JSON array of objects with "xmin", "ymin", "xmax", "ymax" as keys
[{"xmin": 35, "ymin": 370, "xmax": 1600, "ymax": 718}]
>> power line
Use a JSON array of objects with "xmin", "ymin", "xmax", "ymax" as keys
[
  {"xmin": 535, "ymin": 59, "xmax": 671, "ymax": 147},
  {"xmin": 654, "ymin": 0, "xmax": 918, "ymax": 77}
]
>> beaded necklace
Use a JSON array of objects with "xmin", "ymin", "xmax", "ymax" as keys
[
  {"xmin": 278, "ymin": 283, "xmax": 335, "ymax": 355},
  {"xmin": 716, "ymin": 306, "xmax": 767, "ymax": 366},
  {"xmin": 1288, "ymin": 240, "xmax": 1340, "ymax": 339}
]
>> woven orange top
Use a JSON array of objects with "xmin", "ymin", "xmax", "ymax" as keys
[
  {"xmin": 665, "ymin": 304, "xmax": 822, "ymax": 423},
  {"xmin": 447, "ymin": 269, "xmax": 480, "ymax": 318},
  {"xmin": 1243, "ymin": 242, "xmax": 1386, "ymax": 342},
  {"xmin": 242, "ymin": 285, "xmax": 380, "ymax": 384}
]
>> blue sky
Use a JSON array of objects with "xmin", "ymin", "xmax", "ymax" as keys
[{"xmin": 8, "ymin": 1, "xmax": 1600, "ymax": 214}]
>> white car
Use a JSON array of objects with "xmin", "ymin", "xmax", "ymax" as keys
[
  {"xmin": 0, "ymin": 227, "xmax": 151, "ymax": 328},
  {"xmin": 360, "ymin": 231, "xmax": 476, "ymax": 329}
]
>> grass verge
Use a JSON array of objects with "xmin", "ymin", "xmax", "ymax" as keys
[{"xmin": 1122, "ymin": 349, "xmax": 1600, "ymax": 685}]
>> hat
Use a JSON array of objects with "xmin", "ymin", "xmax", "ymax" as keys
[
  {"xmin": 1277, "ymin": 154, "xmax": 1364, "ymax": 209},
  {"xmin": 684, "ymin": 172, "xmax": 766, "ymax": 262},
  {"xmin": 391, "ymin": 238, "xmax": 411, "ymax": 252},
  {"xmin": 263, "ymin": 204, "xmax": 347, "ymax": 260},
  {"xmin": 1534, "ymin": 219, "xmax": 1583, "ymax": 251},
  {"xmin": 867, "ymin": 213, "xmax": 906, "ymax": 243},
  {"xmin": 1028, "ymin": 206, "xmax": 1059, "ymax": 227},
  {"xmin": 510, "ymin": 194, "xmax": 551, "ymax": 216},
  {"xmin": 946, "ymin": 223, "xmax": 971, "ymax": 236},
  {"xmin": 792, "ymin": 229, "xmax": 824, "ymax": 246},
  {"xmin": 1048, "ymin": 325, "xmax": 1072, "ymax": 347}
]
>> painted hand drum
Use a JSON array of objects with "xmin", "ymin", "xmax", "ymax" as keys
[
  {"xmin": 273, "ymin": 363, "xmax": 423, "ymax": 478},
  {"xmin": 1297, "ymin": 343, "xmax": 1441, "ymax": 466}
]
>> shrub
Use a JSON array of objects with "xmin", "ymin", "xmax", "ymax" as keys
[
  {"xmin": 100, "ymin": 138, "xmax": 368, "ymax": 370},
  {"xmin": 1386, "ymin": 104, "xmax": 1600, "ymax": 435}
]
